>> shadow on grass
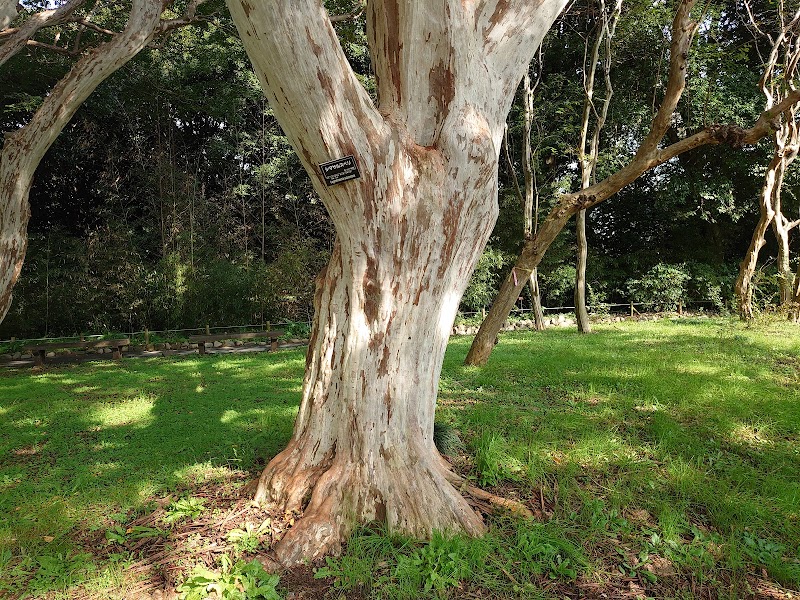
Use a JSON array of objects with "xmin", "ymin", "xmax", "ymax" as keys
[{"xmin": 0, "ymin": 350, "xmax": 304, "ymax": 592}]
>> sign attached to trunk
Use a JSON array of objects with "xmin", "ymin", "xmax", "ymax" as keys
[{"xmin": 319, "ymin": 155, "xmax": 360, "ymax": 186}]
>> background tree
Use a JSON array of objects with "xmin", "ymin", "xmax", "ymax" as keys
[
  {"xmin": 734, "ymin": 0, "xmax": 800, "ymax": 320},
  {"xmin": 0, "ymin": 0, "xmax": 211, "ymax": 323},
  {"xmin": 575, "ymin": 0, "xmax": 622, "ymax": 332},
  {"xmin": 466, "ymin": 0, "xmax": 800, "ymax": 367}
]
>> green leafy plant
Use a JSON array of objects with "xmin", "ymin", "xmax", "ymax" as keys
[
  {"xmin": 626, "ymin": 263, "xmax": 691, "ymax": 312},
  {"xmin": 177, "ymin": 556, "xmax": 282, "ymax": 600},
  {"xmin": 514, "ymin": 525, "xmax": 583, "ymax": 581},
  {"xmin": 227, "ymin": 521, "xmax": 271, "ymax": 555},
  {"xmin": 105, "ymin": 524, "xmax": 167, "ymax": 545},
  {"xmin": 395, "ymin": 532, "xmax": 471, "ymax": 593},
  {"xmin": 27, "ymin": 552, "xmax": 94, "ymax": 594},
  {"xmin": 164, "ymin": 496, "xmax": 206, "ymax": 524},
  {"xmin": 280, "ymin": 321, "xmax": 311, "ymax": 339}
]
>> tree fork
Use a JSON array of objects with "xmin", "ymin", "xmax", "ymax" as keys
[{"xmin": 226, "ymin": 0, "xmax": 570, "ymax": 564}]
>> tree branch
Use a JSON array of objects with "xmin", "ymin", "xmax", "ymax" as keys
[
  {"xmin": 73, "ymin": 18, "xmax": 117, "ymax": 37},
  {"xmin": 156, "ymin": 0, "xmax": 209, "ymax": 34},
  {"xmin": 0, "ymin": 0, "xmax": 86, "ymax": 67},
  {"xmin": 25, "ymin": 38, "xmax": 81, "ymax": 56}
]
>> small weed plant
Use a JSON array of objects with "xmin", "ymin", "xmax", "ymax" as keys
[
  {"xmin": 164, "ymin": 496, "xmax": 206, "ymax": 524},
  {"xmin": 227, "ymin": 521, "xmax": 271, "ymax": 555},
  {"xmin": 177, "ymin": 555, "xmax": 281, "ymax": 600}
]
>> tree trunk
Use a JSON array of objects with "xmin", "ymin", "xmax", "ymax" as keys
[
  {"xmin": 0, "ymin": 0, "xmax": 164, "ymax": 323},
  {"xmin": 575, "ymin": 208, "xmax": 591, "ymax": 332},
  {"xmin": 521, "ymin": 70, "xmax": 547, "ymax": 332},
  {"xmin": 736, "ymin": 4, "xmax": 800, "ymax": 318},
  {"xmin": 529, "ymin": 269, "xmax": 546, "ymax": 330},
  {"xmin": 734, "ymin": 174, "xmax": 775, "ymax": 321},
  {"xmin": 773, "ymin": 213, "xmax": 794, "ymax": 306},
  {"xmin": 227, "ymin": 0, "xmax": 569, "ymax": 565}
]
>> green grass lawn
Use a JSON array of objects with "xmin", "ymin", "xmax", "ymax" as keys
[{"xmin": 1, "ymin": 317, "xmax": 798, "ymax": 599}]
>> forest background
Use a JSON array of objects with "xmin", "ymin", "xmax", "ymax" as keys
[{"xmin": 1, "ymin": 0, "xmax": 794, "ymax": 339}]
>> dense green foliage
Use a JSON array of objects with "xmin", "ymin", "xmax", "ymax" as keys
[
  {"xmin": 1, "ymin": 0, "xmax": 798, "ymax": 338},
  {"xmin": 1, "ymin": 318, "xmax": 798, "ymax": 597}
]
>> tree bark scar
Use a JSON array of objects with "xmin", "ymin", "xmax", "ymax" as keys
[
  {"xmin": 362, "ymin": 248, "xmax": 380, "ymax": 323},
  {"xmin": 317, "ymin": 69, "xmax": 336, "ymax": 104},
  {"xmin": 488, "ymin": 0, "xmax": 511, "ymax": 28},
  {"xmin": 429, "ymin": 61, "xmax": 456, "ymax": 126},
  {"xmin": 377, "ymin": 344, "xmax": 391, "ymax": 378},
  {"xmin": 384, "ymin": 0, "xmax": 403, "ymax": 104},
  {"xmin": 306, "ymin": 26, "xmax": 323, "ymax": 57},
  {"xmin": 240, "ymin": 0, "xmax": 253, "ymax": 18}
]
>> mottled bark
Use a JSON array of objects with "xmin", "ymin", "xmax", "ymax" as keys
[
  {"xmin": 466, "ymin": 0, "xmax": 800, "ymax": 366},
  {"xmin": 226, "ymin": 0, "xmax": 568, "ymax": 564},
  {"xmin": 0, "ymin": 0, "xmax": 17, "ymax": 30},
  {"xmin": 0, "ymin": 0, "xmax": 164, "ymax": 323}
]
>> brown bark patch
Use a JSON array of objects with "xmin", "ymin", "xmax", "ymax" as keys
[
  {"xmin": 362, "ymin": 251, "xmax": 380, "ymax": 323},
  {"xmin": 428, "ymin": 61, "xmax": 456, "ymax": 125},
  {"xmin": 385, "ymin": 0, "xmax": 403, "ymax": 104}
]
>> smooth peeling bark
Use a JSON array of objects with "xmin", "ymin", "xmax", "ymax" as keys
[
  {"xmin": 0, "ymin": 0, "xmax": 164, "ymax": 323},
  {"xmin": 227, "ymin": 0, "xmax": 569, "ymax": 565}
]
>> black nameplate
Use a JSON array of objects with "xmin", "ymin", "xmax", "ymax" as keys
[{"xmin": 319, "ymin": 155, "xmax": 361, "ymax": 186}]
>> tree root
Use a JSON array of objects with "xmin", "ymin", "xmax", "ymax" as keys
[{"xmin": 443, "ymin": 470, "xmax": 535, "ymax": 519}]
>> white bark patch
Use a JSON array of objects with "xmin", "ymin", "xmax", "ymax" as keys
[{"xmin": 0, "ymin": 0, "xmax": 17, "ymax": 30}]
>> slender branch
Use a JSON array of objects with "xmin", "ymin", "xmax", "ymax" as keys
[
  {"xmin": 25, "ymin": 38, "xmax": 81, "ymax": 55},
  {"xmin": 73, "ymin": 18, "xmax": 117, "ymax": 37},
  {"xmin": 329, "ymin": 2, "xmax": 364, "ymax": 23}
]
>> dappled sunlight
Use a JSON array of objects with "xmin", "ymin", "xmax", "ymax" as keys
[
  {"xmin": 726, "ymin": 420, "xmax": 777, "ymax": 449},
  {"xmin": 92, "ymin": 393, "xmax": 157, "ymax": 428}
]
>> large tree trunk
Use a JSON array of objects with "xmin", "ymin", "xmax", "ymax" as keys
[
  {"xmin": 0, "ymin": 0, "xmax": 165, "ymax": 322},
  {"xmin": 227, "ymin": 0, "xmax": 569, "ymax": 565}
]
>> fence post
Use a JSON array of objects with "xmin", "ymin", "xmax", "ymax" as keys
[
  {"xmin": 630, "ymin": 302, "xmax": 634, "ymax": 317},
  {"xmin": 205, "ymin": 324, "xmax": 210, "ymax": 335},
  {"xmin": 144, "ymin": 328, "xmax": 151, "ymax": 350},
  {"xmin": 678, "ymin": 300, "xmax": 683, "ymax": 315},
  {"xmin": 80, "ymin": 333, "xmax": 85, "ymax": 342}
]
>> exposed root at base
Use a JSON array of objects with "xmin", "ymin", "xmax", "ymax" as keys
[{"xmin": 443, "ymin": 471, "xmax": 535, "ymax": 519}]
